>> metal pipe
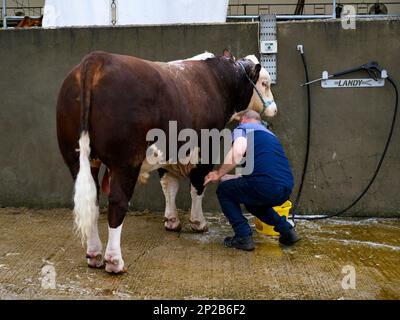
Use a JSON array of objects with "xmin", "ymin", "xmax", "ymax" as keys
[
  {"xmin": 227, "ymin": 14, "xmax": 400, "ymax": 21},
  {"xmin": 6, "ymin": 15, "xmax": 41, "ymax": 19},
  {"xmin": 2, "ymin": 0, "xmax": 6, "ymax": 29},
  {"xmin": 226, "ymin": 15, "xmax": 259, "ymax": 20},
  {"xmin": 227, "ymin": 15, "xmax": 333, "ymax": 21},
  {"xmin": 276, "ymin": 14, "xmax": 332, "ymax": 20},
  {"xmin": 337, "ymin": 14, "xmax": 400, "ymax": 18},
  {"xmin": 332, "ymin": 0, "xmax": 337, "ymax": 18}
]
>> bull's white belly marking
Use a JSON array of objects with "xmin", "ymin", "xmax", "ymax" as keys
[{"xmin": 138, "ymin": 144, "xmax": 199, "ymax": 182}]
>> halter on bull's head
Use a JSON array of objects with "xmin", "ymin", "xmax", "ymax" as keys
[
  {"xmin": 222, "ymin": 50, "xmax": 277, "ymax": 122},
  {"xmin": 241, "ymin": 55, "xmax": 277, "ymax": 118}
]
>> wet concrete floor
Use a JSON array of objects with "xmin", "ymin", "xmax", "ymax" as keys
[{"xmin": 0, "ymin": 207, "xmax": 399, "ymax": 299}]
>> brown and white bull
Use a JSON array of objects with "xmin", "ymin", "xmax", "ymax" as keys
[{"xmin": 56, "ymin": 50, "xmax": 276, "ymax": 273}]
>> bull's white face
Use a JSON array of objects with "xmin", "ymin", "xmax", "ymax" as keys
[{"xmin": 245, "ymin": 55, "xmax": 278, "ymax": 118}]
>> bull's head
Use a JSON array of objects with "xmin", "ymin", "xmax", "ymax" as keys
[
  {"xmin": 243, "ymin": 55, "xmax": 277, "ymax": 118},
  {"xmin": 224, "ymin": 50, "xmax": 277, "ymax": 122}
]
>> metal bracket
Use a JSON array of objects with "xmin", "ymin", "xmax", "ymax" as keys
[
  {"xmin": 260, "ymin": 14, "xmax": 277, "ymax": 84},
  {"xmin": 111, "ymin": 0, "xmax": 117, "ymax": 25},
  {"xmin": 321, "ymin": 69, "xmax": 387, "ymax": 88}
]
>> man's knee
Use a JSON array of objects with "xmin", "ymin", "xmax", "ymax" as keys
[{"xmin": 216, "ymin": 182, "xmax": 228, "ymax": 199}]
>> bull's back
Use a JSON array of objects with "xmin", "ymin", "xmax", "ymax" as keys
[
  {"xmin": 57, "ymin": 51, "xmax": 227, "ymax": 167},
  {"xmin": 87, "ymin": 53, "xmax": 189, "ymax": 165}
]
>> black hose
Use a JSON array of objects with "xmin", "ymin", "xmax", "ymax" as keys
[
  {"xmin": 293, "ymin": 51, "xmax": 398, "ymax": 221},
  {"xmin": 291, "ymin": 49, "xmax": 311, "ymax": 223}
]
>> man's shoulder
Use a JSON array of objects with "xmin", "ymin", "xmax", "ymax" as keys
[
  {"xmin": 232, "ymin": 126, "xmax": 247, "ymax": 141},
  {"xmin": 241, "ymin": 123, "xmax": 276, "ymax": 137}
]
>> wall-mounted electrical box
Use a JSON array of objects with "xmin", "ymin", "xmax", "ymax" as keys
[{"xmin": 260, "ymin": 40, "xmax": 278, "ymax": 54}]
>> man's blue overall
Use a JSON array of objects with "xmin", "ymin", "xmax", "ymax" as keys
[{"xmin": 216, "ymin": 123, "xmax": 294, "ymax": 237}]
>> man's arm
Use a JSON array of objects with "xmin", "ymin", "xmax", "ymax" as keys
[{"xmin": 204, "ymin": 136, "xmax": 247, "ymax": 186}]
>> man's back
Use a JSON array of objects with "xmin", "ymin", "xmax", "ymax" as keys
[
  {"xmin": 204, "ymin": 109, "xmax": 301, "ymax": 249},
  {"xmin": 233, "ymin": 122, "xmax": 294, "ymax": 189}
]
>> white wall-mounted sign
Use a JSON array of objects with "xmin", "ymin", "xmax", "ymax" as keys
[{"xmin": 321, "ymin": 78, "xmax": 385, "ymax": 88}]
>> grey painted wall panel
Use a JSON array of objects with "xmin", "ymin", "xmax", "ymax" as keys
[{"xmin": 0, "ymin": 20, "xmax": 399, "ymax": 216}]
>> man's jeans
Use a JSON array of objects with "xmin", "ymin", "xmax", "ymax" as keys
[{"xmin": 216, "ymin": 177, "xmax": 293, "ymax": 237}]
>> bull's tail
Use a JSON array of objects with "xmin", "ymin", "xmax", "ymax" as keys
[{"xmin": 73, "ymin": 57, "xmax": 99, "ymax": 244}]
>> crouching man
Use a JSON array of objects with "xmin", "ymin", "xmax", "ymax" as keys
[{"xmin": 204, "ymin": 110, "xmax": 300, "ymax": 251}]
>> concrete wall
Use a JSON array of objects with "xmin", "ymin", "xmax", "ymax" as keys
[
  {"xmin": 0, "ymin": 22, "xmax": 258, "ymax": 211},
  {"xmin": 274, "ymin": 18, "xmax": 400, "ymax": 216},
  {"xmin": 0, "ymin": 19, "xmax": 399, "ymax": 216}
]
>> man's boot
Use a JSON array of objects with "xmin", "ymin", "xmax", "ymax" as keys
[
  {"xmin": 224, "ymin": 235, "xmax": 255, "ymax": 251},
  {"xmin": 279, "ymin": 228, "xmax": 301, "ymax": 246}
]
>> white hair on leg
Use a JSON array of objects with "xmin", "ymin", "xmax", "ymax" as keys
[
  {"xmin": 73, "ymin": 132, "xmax": 99, "ymax": 244},
  {"xmin": 86, "ymin": 221, "xmax": 103, "ymax": 268},
  {"xmin": 189, "ymin": 185, "xmax": 208, "ymax": 232},
  {"xmin": 104, "ymin": 225, "xmax": 125, "ymax": 273},
  {"xmin": 160, "ymin": 172, "xmax": 181, "ymax": 231}
]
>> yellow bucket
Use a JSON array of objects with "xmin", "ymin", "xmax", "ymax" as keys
[{"xmin": 255, "ymin": 200, "xmax": 292, "ymax": 236}]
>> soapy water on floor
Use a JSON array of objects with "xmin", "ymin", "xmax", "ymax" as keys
[
  {"xmin": 0, "ymin": 208, "xmax": 398, "ymax": 299},
  {"xmin": 189, "ymin": 212, "xmax": 400, "ymax": 251}
]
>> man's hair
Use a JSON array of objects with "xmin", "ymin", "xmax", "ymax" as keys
[{"xmin": 240, "ymin": 110, "xmax": 261, "ymax": 122}]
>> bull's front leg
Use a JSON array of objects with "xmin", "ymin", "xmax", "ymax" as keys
[
  {"xmin": 159, "ymin": 170, "xmax": 181, "ymax": 231},
  {"xmin": 189, "ymin": 185, "xmax": 208, "ymax": 232},
  {"xmin": 189, "ymin": 165, "xmax": 213, "ymax": 232}
]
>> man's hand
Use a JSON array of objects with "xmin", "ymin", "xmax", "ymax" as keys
[
  {"xmin": 203, "ymin": 137, "xmax": 247, "ymax": 187},
  {"xmin": 204, "ymin": 171, "xmax": 221, "ymax": 186}
]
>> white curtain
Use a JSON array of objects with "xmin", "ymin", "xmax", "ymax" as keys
[
  {"xmin": 43, "ymin": 0, "xmax": 228, "ymax": 28},
  {"xmin": 117, "ymin": 0, "xmax": 228, "ymax": 25},
  {"xmin": 42, "ymin": 0, "xmax": 110, "ymax": 28}
]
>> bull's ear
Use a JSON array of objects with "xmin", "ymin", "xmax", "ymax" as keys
[
  {"xmin": 223, "ymin": 48, "xmax": 234, "ymax": 60},
  {"xmin": 251, "ymin": 63, "xmax": 262, "ymax": 81}
]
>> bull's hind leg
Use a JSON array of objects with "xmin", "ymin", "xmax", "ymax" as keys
[
  {"xmin": 105, "ymin": 165, "xmax": 140, "ymax": 274},
  {"xmin": 189, "ymin": 165, "xmax": 213, "ymax": 232},
  {"xmin": 159, "ymin": 169, "xmax": 181, "ymax": 232},
  {"xmin": 85, "ymin": 161, "xmax": 104, "ymax": 268}
]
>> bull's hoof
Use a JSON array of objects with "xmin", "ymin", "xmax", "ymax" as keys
[
  {"xmin": 190, "ymin": 220, "xmax": 209, "ymax": 233},
  {"xmin": 86, "ymin": 252, "xmax": 104, "ymax": 268},
  {"xmin": 164, "ymin": 217, "xmax": 182, "ymax": 232},
  {"xmin": 104, "ymin": 257, "xmax": 126, "ymax": 274}
]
